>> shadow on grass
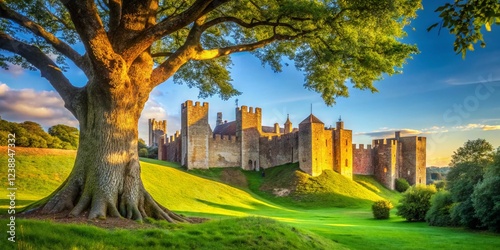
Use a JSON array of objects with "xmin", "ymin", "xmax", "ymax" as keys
[{"xmin": 0, "ymin": 199, "xmax": 36, "ymax": 216}]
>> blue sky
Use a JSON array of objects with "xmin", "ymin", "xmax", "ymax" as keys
[{"xmin": 1, "ymin": 1, "xmax": 499, "ymax": 166}]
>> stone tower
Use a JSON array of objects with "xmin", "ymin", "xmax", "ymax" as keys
[
  {"xmin": 148, "ymin": 118, "xmax": 167, "ymax": 147},
  {"xmin": 398, "ymin": 135, "xmax": 426, "ymax": 185},
  {"xmin": 216, "ymin": 112, "xmax": 223, "ymax": 126},
  {"xmin": 373, "ymin": 139, "xmax": 398, "ymax": 190},
  {"xmin": 333, "ymin": 121, "xmax": 353, "ymax": 179},
  {"xmin": 284, "ymin": 114, "xmax": 293, "ymax": 134},
  {"xmin": 236, "ymin": 105, "xmax": 261, "ymax": 170},
  {"xmin": 181, "ymin": 101, "xmax": 210, "ymax": 169},
  {"xmin": 298, "ymin": 114, "xmax": 326, "ymax": 176}
]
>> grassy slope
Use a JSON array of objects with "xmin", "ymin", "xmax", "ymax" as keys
[
  {"xmin": 243, "ymin": 163, "xmax": 394, "ymax": 208},
  {"xmin": 1, "ymin": 148, "xmax": 500, "ymax": 250},
  {"xmin": 4, "ymin": 217, "xmax": 342, "ymax": 250}
]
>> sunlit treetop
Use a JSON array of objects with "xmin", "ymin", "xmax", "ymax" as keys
[{"xmin": 0, "ymin": 0, "xmax": 421, "ymax": 105}]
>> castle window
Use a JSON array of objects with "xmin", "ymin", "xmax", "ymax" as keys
[
  {"xmin": 345, "ymin": 140, "xmax": 347, "ymax": 146},
  {"xmin": 248, "ymin": 160, "xmax": 253, "ymax": 170},
  {"xmin": 345, "ymin": 159, "xmax": 348, "ymax": 167},
  {"xmin": 384, "ymin": 167, "xmax": 387, "ymax": 173}
]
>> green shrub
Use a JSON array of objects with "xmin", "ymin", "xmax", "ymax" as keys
[
  {"xmin": 372, "ymin": 200, "xmax": 393, "ymax": 219},
  {"xmin": 434, "ymin": 180, "xmax": 446, "ymax": 190},
  {"xmin": 139, "ymin": 148, "xmax": 149, "ymax": 157},
  {"xmin": 425, "ymin": 191, "xmax": 456, "ymax": 227},
  {"xmin": 471, "ymin": 161, "xmax": 500, "ymax": 232},
  {"xmin": 396, "ymin": 185, "xmax": 437, "ymax": 221},
  {"xmin": 395, "ymin": 178, "xmax": 410, "ymax": 193}
]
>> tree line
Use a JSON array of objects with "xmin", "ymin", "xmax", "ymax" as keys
[
  {"xmin": 394, "ymin": 139, "xmax": 500, "ymax": 232},
  {"xmin": 0, "ymin": 117, "xmax": 79, "ymax": 149}
]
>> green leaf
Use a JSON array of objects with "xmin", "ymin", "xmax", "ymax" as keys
[
  {"xmin": 485, "ymin": 22, "xmax": 491, "ymax": 32},
  {"xmin": 427, "ymin": 23, "xmax": 439, "ymax": 32}
]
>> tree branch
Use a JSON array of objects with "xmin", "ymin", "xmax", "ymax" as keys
[
  {"xmin": 151, "ymin": 52, "xmax": 174, "ymax": 58},
  {"xmin": 61, "ymin": 0, "xmax": 126, "ymax": 83},
  {"xmin": 0, "ymin": 2, "xmax": 90, "ymax": 76},
  {"xmin": 200, "ymin": 16, "xmax": 303, "ymax": 33},
  {"xmin": 108, "ymin": 0, "xmax": 122, "ymax": 33},
  {"xmin": 121, "ymin": 0, "xmax": 230, "ymax": 64},
  {"xmin": 0, "ymin": 31, "xmax": 79, "ymax": 115},
  {"xmin": 193, "ymin": 32, "xmax": 309, "ymax": 61}
]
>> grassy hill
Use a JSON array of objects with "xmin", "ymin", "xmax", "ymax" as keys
[{"xmin": 2, "ymin": 147, "xmax": 500, "ymax": 250}]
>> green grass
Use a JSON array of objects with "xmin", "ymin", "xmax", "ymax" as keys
[
  {"xmin": 1, "ymin": 148, "xmax": 500, "ymax": 249},
  {"xmin": 243, "ymin": 163, "xmax": 397, "ymax": 208},
  {"xmin": 0, "ymin": 217, "xmax": 344, "ymax": 250}
]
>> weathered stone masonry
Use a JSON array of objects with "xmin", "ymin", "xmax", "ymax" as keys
[{"xmin": 156, "ymin": 100, "xmax": 426, "ymax": 190}]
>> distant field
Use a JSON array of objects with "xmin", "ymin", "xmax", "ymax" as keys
[{"xmin": 1, "ymin": 148, "xmax": 499, "ymax": 249}]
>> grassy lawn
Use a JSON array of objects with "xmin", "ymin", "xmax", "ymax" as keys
[{"xmin": 1, "ymin": 147, "xmax": 499, "ymax": 249}]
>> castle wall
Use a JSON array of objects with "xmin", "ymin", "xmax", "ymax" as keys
[
  {"xmin": 373, "ymin": 139, "xmax": 397, "ymax": 190},
  {"xmin": 164, "ymin": 132, "xmax": 182, "ymax": 163},
  {"xmin": 353, "ymin": 144, "xmax": 374, "ymax": 175},
  {"xmin": 181, "ymin": 101, "xmax": 210, "ymax": 169},
  {"xmin": 259, "ymin": 132, "xmax": 299, "ymax": 169},
  {"xmin": 237, "ymin": 106, "xmax": 261, "ymax": 170},
  {"xmin": 208, "ymin": 134, "xmax": 240, "ymax": 167}
]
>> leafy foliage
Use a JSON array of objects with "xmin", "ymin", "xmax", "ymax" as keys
[
  {"xmin": 48, "ymin": 124, "xmax": 79, "ymax": 149},
  {"xmin": 446, "ymin": 139, "xmax": 494, "ymax": 229},
  {"xmin": 396, "ymin": 185, "xmax": 437, "ymax": 221},
  {"xmin": 450, "ymin": 139, "xmax": 494, "ymax": 166},
  {"xmin": 425, "ymin": 191, "xmax": 456, "ymax": 227},
  {"xmin": 430, "ymin": 0, "xmax": 500, "ymax": 58},
  {"xmin": 395, "ymin": 178, "xmax": 410, "ymax": 193},
  {"xmin": 372, "ymin": 200, "xmax": 393, "ymax": 219},
  {"xmin": 0, "ymin": 0, "xmax": 422, "ymax": 105},
  {"xmin": 0, "ymin": 118, "xmax": 78, "ymax": 149},
  {"xmin": 471, "ymin": 149, "xmax": 500, "ymax": 232}
]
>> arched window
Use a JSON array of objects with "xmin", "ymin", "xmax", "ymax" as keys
[{"xmin": 248, "ymin": 160, "xmax": 253, "ymax": 170}]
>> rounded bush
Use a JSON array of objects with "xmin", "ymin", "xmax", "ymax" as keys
[
  {"xmin": 395, "ymin": 178, "xmax": 410, "ymax": 193},
  {"xmin": 425, "ymin": 190, "xmax": 456, "ymax": 227},
  {"xmin": 396, "ymin": 185, "xmax": 437, "ymax": 221},
  {"xmin": 372, "ymin": 200, "xmax": 393, "ymax": 219}
]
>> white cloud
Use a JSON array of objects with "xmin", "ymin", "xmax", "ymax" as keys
[
  {"xmin": 0, "ymin": 83, "xmax": 78, "ymax": 128},
  {"xmin": 483, "ymin": 125, "xmax": 500, "ymax": 131},
  {"xmin": 0, "ymin": 64, "xmax": 25, "ymax": 76}
]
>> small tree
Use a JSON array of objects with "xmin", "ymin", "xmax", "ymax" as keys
[
  {"xmin": 396, "ymin": 185, "xmax": 437, "ymax": 221},
  {"xmin": 372, "ymin": 200, "xmax": 393, "ymax": 220},
  {"xmin": 395, "ymin": 178, "xmax": 410, "ymax": 193},
  {"xmin": 425, "ymin": 191, "xmax": 456, "ymax": 227}
]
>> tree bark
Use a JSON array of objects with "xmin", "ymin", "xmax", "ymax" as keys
[{"xmin": 35, "ymin": 77, "xmax": 187, "ymax": 223}]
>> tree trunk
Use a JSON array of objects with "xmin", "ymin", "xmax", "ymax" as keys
[{"xmin": 34, "ymin": 78, "xmax": 187, "ymax": 223}]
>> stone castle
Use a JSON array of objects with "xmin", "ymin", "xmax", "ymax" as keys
[{"xmin": 156, "ymin": 100, "xmax": 426, "ymax": 190}]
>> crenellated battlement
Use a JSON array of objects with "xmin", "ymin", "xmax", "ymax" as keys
[
  {"xmin": 373, "ymin": 139, "xmax": 398, "ymax": 146},
  {"xmin": 211, "ymin": 133, "xmax": 237, "ymax": 143},
  {"xmin": 166, "ymin": 130, "xmax": 181, "ymax": 144},
  {"xmin": 353, "ymin": 144, "xmax": 372, "ymax": 150},
  {"xmin": 238, "ymin": 105, "xmax": 261, "ymax": 114},
  {"xmin": 265, "ymin": 132, "xmax": 299, "ymax": 142},
  {"xmin": 182, "ymin": 100, "xmax": 209, "ymax": 109}
]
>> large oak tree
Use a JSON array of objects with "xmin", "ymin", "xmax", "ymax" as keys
[{"xmin": 0, "ymin": 0, "xmax": 421, "ymax": 222}]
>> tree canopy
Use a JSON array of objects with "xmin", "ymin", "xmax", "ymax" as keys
[
  {"xmin": 0, "ymin": 0, "xmax": 421, "ymax": 105},
  {"xmin": 429, "ymin": 0, "xmax": 500, "ymax": 58},
  {"xmin": 0, "ymin": 118, "xmax": 78, "ymax": 149}
]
